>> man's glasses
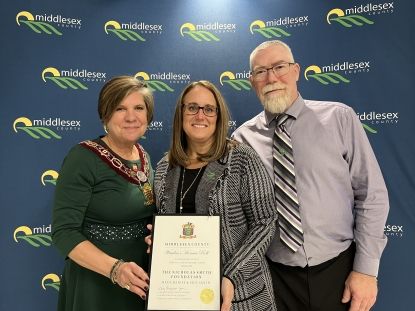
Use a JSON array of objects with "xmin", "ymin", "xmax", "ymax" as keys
[
  {"xmin": 251, "ymin": 62, "xmax": 295, "ymax": 82},
  {"xmin": 182, "ymin": 103, "xmax": 218, "ymax": 117}
]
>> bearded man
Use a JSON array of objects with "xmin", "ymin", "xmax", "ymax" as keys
[{"xmin": 232, "ymin": 40, "xmax": 389, "ymax": 311}]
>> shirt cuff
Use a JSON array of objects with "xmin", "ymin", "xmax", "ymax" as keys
[{"xmin": 352, "ymin": 252, "xmax": 380, "ymax": 277}]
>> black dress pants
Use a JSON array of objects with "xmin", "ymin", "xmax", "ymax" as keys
[{"xmin": 267, "ymin": 243, "xmax": 355, "ymax": 311}]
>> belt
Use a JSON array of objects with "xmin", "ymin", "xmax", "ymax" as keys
[{"xmin": 83, "ymin": 220, "xmax": 149, "ymax": 241}]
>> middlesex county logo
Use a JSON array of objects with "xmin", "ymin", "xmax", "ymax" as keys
[
  {"xmin": 357, "ymin": 111, "xmax": 399, "ymax": 134},
  {"xmin": 104, "ymin": 20, "xmax": 162, "ymax": 42},
  {"xmin": 304, "ymin": 60, "xmax": 370, "ymax": 85},
  {"xmin": 219, "ymin": 71, "xmax": 251, "ymax": 91},
  {"xmin": 13, "ymin": 116, "xmax": 81, "ymax": 140},
  {"xmin": 42, "ymin": 67, "xmax": 106, "ymax": 90},
  {"xmin": 148, "ymin": 120, "xmax": 163, "ymax": 132},
  {"xmin": 16, "ymin": 10, "xmax": 82, "ymax": 36},
  {"xmin": 180, "ymin": 222, "xmax": 196, "ymax": 239},
  {"xmin": 180, "ymin": 22, "xmax": 236, "ymax": 42},
  {"xmin": 384, "ymin": 224, "xmax": 403, "ymax": 238},
  {"xmin": 42, "ymin": 273, "xmax": 61, "ymax": 292},
  {"xmin": 13, "ymin": 225, "xmax": 52, "ymax": 247},
  {"xmin": 41, "ymin": 170, "xmax": 59, "ymax": 186},
  {"xmin": 249, "ymin": 15, "xmax": 308, "ymax": 39},
  {"xmin": 228, "ymin": 120, "xmax": 237, "ymax": 132},
  {"xmin": 327, "ymin": 2, "xmax": 394, "ymax": 28},
  {"xmin": 135, "ymin": 71, "xmax": 190, "ymax": 91}
]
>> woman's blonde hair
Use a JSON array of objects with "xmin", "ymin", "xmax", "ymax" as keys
[{"xmin": 168, "ymin": 80, "xmax": 230, "ymax": 167}]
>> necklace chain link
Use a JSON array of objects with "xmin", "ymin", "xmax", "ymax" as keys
[{"xmin": 179, "ymin": 166, "xmax": 203, "ymax": 213}]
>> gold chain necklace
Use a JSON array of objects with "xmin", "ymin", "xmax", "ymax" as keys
[
  {"xmin": 79, "ymin": 140, "xmax": 154, "ymax": 206},
  {"xmin": 179, "ymin": 166, "xmax": 203, "ymax": 214}
]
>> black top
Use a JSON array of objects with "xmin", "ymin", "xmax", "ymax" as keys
[{"xmin": 175, "ymin": 165, "xmax": 207, "ymax": 213}]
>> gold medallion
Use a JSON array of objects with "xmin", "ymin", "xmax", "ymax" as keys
[{"xmin": 141, "ymin": 182, "xmax": 154, "ymax": 206}]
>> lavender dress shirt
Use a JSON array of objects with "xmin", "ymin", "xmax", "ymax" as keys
[{"xmin": 232, "ymin": 94, "xmax": 389, "ymax": 276}]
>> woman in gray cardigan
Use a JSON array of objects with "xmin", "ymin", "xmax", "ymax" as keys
[{"xmin": 153, "ymin": 80, "xmax": 278, "ymax": 311}]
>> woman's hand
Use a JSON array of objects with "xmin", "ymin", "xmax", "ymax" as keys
[
  {"xmin": 144, "ymin": 224, "xmax": 153, "ymax": 254},
  {"xmin": 116, "ymin": 261, "xmax": 149, "ymax": 300},
  {"xmin": 68, "ymin": 241, "xmax": 150, "ymax": 299},
  {"xmin": 221, "ymin": 277, "xmax": 234, "ymax": 311}
]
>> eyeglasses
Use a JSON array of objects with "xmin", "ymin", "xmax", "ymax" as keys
[
  {"xmin": 182, "ymin": 103, "xmax": 218, "ymax": 117},
  {"xmin": 251, "ymin": 62, "xmax": 295, "ymax": 82}
]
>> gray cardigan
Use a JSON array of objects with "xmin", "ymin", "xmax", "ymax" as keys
[{"xmin": 154, "ymin": 142, "xmax": 278, "ymax": 311}]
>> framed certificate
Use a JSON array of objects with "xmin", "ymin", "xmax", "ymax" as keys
[{"xmin": 146, "ymin": 214, "xmax": 221, "ymax": 311}]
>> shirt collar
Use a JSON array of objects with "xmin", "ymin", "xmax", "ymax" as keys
[{"xmin": 264, "ymin": 93, "xmax": 305, "ymax": 126}]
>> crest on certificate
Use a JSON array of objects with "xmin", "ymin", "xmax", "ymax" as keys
[{"xmin": 180, "ymin": 222, "xmax": 196, "ymax": 239}]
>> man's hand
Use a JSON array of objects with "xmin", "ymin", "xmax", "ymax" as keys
[
  {"xmin": 221, "ymin": 277, "xmax": 234, "ymax": 311},
  {"xmin": 342, "ymin": 271, "xmax": 377, "ymax": 311}
]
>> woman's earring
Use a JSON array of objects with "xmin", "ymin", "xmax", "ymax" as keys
[{"xmin": 104, "ymin": 124, "xmax": 109, "ymax": 133}]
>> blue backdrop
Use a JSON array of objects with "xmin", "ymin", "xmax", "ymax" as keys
[{"xmin": 1, "ymin": 0, "xmax": 414, "ymax": 310}]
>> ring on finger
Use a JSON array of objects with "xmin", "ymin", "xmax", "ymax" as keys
[{"xmin": 124, "ymin": 283, "xmax": 131, "ymax": 291}]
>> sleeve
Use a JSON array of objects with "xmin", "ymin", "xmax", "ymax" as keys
[
  {"xmin": 52, "ymin": 145, "xmax": 96, "ymax": 258},
  {"xmin": 222, "ymin": 144, "xmax": 278, "ymax": 285},
  {"xmin": 153, "ymin": 156, "xmax": 169, "ymax": 214},
  {"xmin": 344, "ymin": 107, "xmax": 389, "ymax": 276}
]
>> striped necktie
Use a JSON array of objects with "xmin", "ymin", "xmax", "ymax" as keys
[{"xmin": 273, "ymin": 114, "xmax": 304, "ymax": 252}]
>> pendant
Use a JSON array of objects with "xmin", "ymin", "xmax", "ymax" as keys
[
  {"xmin": 141, "ymin": 182, "xmax": 154, "ymax": 206},
  {"xmin": 136, "ymin": 170, "xmax": 148, "ymax": 182}
]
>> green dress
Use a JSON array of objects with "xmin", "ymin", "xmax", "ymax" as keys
[{"xmin": 52, "ymin": 138, "xmax": 156, "ymax": 311}]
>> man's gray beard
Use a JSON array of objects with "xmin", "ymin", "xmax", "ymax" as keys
[{"xmin": 262, "ymin": 93, "xmax": 291, "ymax": 114}]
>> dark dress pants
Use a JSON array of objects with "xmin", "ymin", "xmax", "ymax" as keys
[{"xmin": 267, "ymin": 243, "xmax": 355, "ymax": 311}]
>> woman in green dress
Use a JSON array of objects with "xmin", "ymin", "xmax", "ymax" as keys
[{"xmin": 52, "ymin": 76, "xmax": 156, "ymax": 310}]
